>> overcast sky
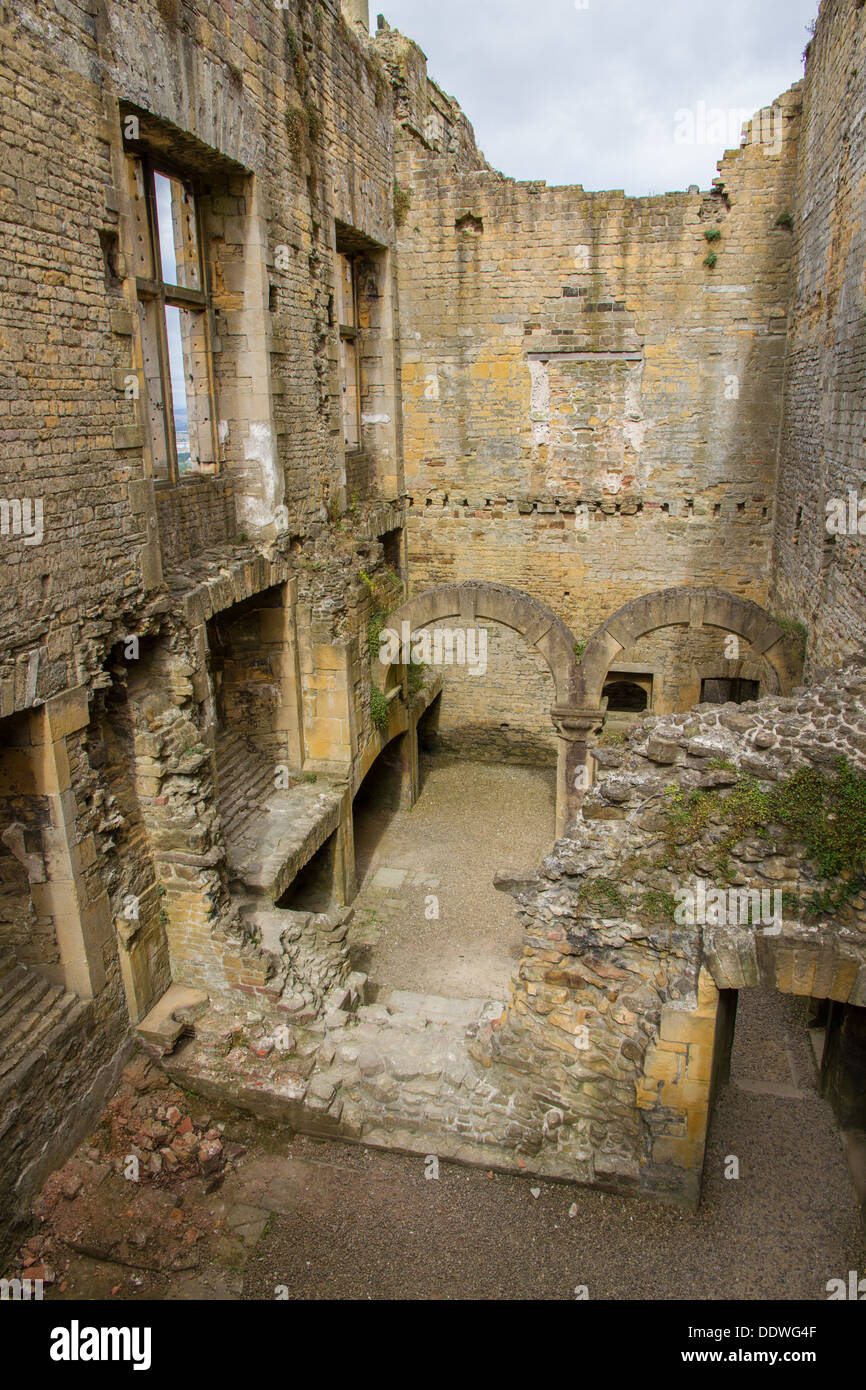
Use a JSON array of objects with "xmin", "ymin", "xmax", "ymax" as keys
[{"xmin": 377, "ymin": 0, "xmax": 819, "ymax": 194}]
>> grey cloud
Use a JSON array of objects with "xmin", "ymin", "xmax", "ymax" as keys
[{"xmin": 378, "ymin": 0, "xmax": 818, "ymax": 193}]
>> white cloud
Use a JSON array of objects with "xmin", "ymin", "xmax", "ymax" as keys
[{"xmin": 376, "ymin": 0, "xmax": 818, "ymax": 194}]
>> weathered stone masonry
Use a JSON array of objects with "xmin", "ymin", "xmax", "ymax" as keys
[{"xmin": 1, "ymin": 0, "xmax": 865, "ymax": 1250}]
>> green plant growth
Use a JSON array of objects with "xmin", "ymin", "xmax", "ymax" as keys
[
  {"xmin": 662, "ymin": 760, "xmax": 866, "ymax": 908},
  {"xmin": 362, "ymin": 565, "xmax": 404, "ymax": 665},
  {"xmin": 703, "ymin": 250, "xmax": 718, "ymax": 269},
  {"xmin": 703, "ymin": 227, "xmax": 722, "ymax": 242},
  {"xmin": 775, "ymin": 211, "xmax": 794, "ymax": 230},
  {"xmin": 367, "ymin": 609, "xmax": 387, "ymax": 663},
  {"xmin": 370, "ymin": 687, "xmax": 390, "ymax": 730},
  {"xmin": 773, "ymin": 614, "xmax": 808, "ymax": 656},
  {"xmin": 285, "ymin": 106, "xmax": 307, "ymax": 158},
  {"xmin": 393, "ymin": 179, "xmax": 413, "ymax": 228},
  {"xmin": 305, "ymin": 101, "xmax": 322, "ymax": 144},
  {"xmin": 406, "ymin": 659, "xmax": 427, "ymax": 695},
  {"xmin": 578, "ymin": 876, "xmax": 626, "ymax": 914},
  {"xmin": 639, "ymin": 887, "xmax": 678, "ymax": 923}
]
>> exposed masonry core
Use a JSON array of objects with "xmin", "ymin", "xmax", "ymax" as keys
[{"xmin": 0, "ymin": 0, "xmax": 865, "ymax": 1253}]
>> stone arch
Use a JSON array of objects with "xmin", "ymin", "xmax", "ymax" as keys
[
  {"xmin": 378, "ymin": 581, "xmax": 580, "ymax": 706},
  {"xmin": 575, "ymin": 586, "xmax": 801, "ymax": 709},
  {"xmin": 378, "ymin": 582, "xmax": 583, "ymax": 835}
]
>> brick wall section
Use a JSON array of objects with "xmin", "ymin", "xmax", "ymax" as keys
[{"xmin": 771, "ymin": 0, "xmax": 866, "ymax": 673}]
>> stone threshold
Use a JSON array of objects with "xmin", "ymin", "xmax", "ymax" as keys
[{"xmin": 149, "ymin": 985, "xmax": 650, "ymax": 1199}]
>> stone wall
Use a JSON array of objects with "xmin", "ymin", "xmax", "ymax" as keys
[
  {"xmin": 0, "ymin": 0, "xmax": 405, "ymax": 719},
  {"xmin": 0, "ymin": 0, "xmax": 412, "ymax": 1256},
  {"xmin": 385, "ymin": 20, "xmax": 802, "ymax": 740},
  {"xmin": 771, "ymin": 0, "xmax": 866, "ymax": 674},
  {"xmin": 481, "ymin": 655, "xmax": 866, "ymax": 1203}
]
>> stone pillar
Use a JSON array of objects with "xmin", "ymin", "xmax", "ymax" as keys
[
  {"xmin": 334, "ymin": 788, "xmax": 356, "ymax": 905},
  {"xmin": 387, "ymin": 727, "xmax": 419, "ymax": 810},
  {"xmin": 30, "ymin": 689, "xmax": 113, "ymax": 999},
  {"xmin": 551, "ymin": 706, "xmax": 605, "ymax": 838},
  {"xmin": 636, "ymin": 967, "xmax": 721, "ymax": 1208},
  {"xmin": 270, "ymin": 578, "xmax": 305, "ymax": 770}
]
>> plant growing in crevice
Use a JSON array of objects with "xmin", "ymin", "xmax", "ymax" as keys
[
  {"xmin": 393, "ymin": 179, "xmax": 413, "ymax": 228},
  {"xmin": 661, "ymin": 759, "xmax": 866, "ymax": 905},
  {"xmin": 773, "ymin": 614, "xmax": 808, "ymax": 657},
  {"xmin": 639, "ymin": 887, "xmax": 678, "ymax": 924},
  {"xmin": 597, "ymin": 729, "xmax": 626, "ymax": 747},
  {"xmin": 367, "ymin": 609, "xmax": 386, "ymax": 662},
  {"xmin": 704, "ymin": 227, "xmax": 722, "ymax": 243},
  {"xmin": 578, "ymin": 875, "xmax": 626, "ymax": 914},
  {"xmin": 406, "ymin": 659, "xmax": 427, "ymax": 695},
  {"xmin": 703, "ymin": 250, "xmax": 718, "ymax": 269},
  {"xmin": 370, "ymin": 687, "xmax": 389, "ymax": 730}
]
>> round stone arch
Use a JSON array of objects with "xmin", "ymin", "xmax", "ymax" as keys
[
  {"xmin": 575, "ymin": 586, "xmax": 802, "ymax": 710},
  {"xmin": 378, "ymin": 581, "xmax": 580, "ymax": 704},
  {"xmin": 377, "ymin": 581, "xmax": 585, "ymax": 834}
]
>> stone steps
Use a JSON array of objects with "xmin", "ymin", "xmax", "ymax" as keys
[
  {"xmin": 0, "ymin": 950, "xmax": 91, "ymax": 1098},
  {"xmin": 214, "ymin": 729, "xmax": 346, "ymax": 903},
  {"xmin": 135, "ymin": 982, "xmax": 210, "ymax": 1059},
  {"xmin": 215, "ymin": 728, "xmax": 274, "ymax": 842}
]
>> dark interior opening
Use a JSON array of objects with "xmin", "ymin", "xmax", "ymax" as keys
[
  {"xmin": 276, "ymin": 830, "xmax": 338, "ymax": 914},
  {"xmin": 602, "ymin": 679, "xmax": 649, "ymax": 713},
  {"xmin": 351, "ymin": 741, "xmax": 406, "ymax": 886},
  {"xmin": 700, "ymin": 677, "xmax": 760, "ymax": 705}
]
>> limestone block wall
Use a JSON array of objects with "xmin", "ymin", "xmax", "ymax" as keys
[
  {"xmin": 771, "ymin": 0, "xmax": 866, "ymax": 673},
  {"xmin": 383, "ymin": 26, "xmax": 802, "ymax": 751},
  {"xmin": 0, "ymin": 0, "xmax": 405, "ymax": 722}
]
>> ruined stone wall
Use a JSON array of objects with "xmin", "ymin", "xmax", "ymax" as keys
[
  {"xmin": 383, "ymin": 27, "xmax": 801, "ymax": 753},
  {"xmin": 0, "ymin": 0, "xmax": 404, "ymax": 719},
  {"xmin": 156, "ymin": 477, "xmax": 236, "ymax": 571},
  {"xmin": 0, "ymin": 0, "xmax": 414, "ymax": 1251},
  {"xmin": 771, "ymin": 0, "xmax": 866, "ymax": 673},
  {"xmin": 481, "ymin": 655, "xmax": 866, "ymax": 1203}
]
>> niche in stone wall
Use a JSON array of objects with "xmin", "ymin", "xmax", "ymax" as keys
[
  {"xmin": 700, "ymin": 677, "xmax": 761, "ymax": 705},
  {"xmin": 207, "ymin": 585, "xmax": 287, "ymax": 762},
  {"xmin": 0, "ymin": 709, "xmax": 55, "ymax": 973},
  {"xmin": 528, "ymin": 351, "xmax": 648, "ymax": 496}
]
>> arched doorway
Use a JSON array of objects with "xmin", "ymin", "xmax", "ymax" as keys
[{"xmin": 376, "ymin": 580, "xmax": 586, "ymax": 834}]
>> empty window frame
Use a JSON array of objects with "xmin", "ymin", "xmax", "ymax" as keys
[
  {"xmin": 336, "ymin": 250, "xmax": 362, "ymax": 452},
  {"xmin": 700, "ymin": 677, "xmax": 760, "ymax": 705},
  {"xmin": 602, "ymin": 679, "xmax": 650, "ymax": 713},
  {"xmin": 131, "ymin": 159, "xmax": 218, "ymax": 481}
]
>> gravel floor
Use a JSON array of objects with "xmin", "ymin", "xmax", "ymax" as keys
[
  {"xmin": 351, "ymin": 756, "xmax": 556, "ymax": 998},
  {"xmin": 241, "ymin": 899, "xmax": 864, "ymax": 1299},
  {"xmin": 240, "ymin": 992, "xmax": 864, "ymax": 1300}
]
